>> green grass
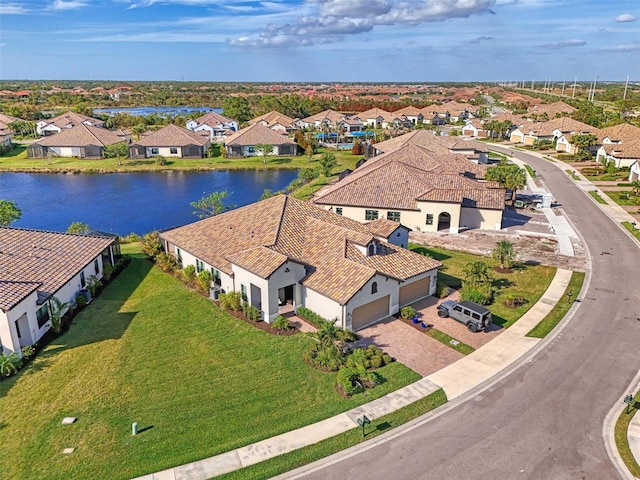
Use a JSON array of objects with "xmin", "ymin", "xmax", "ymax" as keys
[
  {"xmin": 615, "ymin": 392, "xmax": 640, "ymax": 478},
  {"xmin": 604, "ymin": 191, "xmax": 640, "ymax": 207},
  {"xmin": 588, "ymin": 190, "xmax": 608, "ymax": 204},
  {"xmin": 217, "ymin": 389, "xmax": 448, "ymax": 480},
  {"xmin": 524, "ymin": 164, "xmax": 537, "ymax": 178},
  {"xmin": 622, "ymin": 222, "xmax": 640, "ymax": 242},
  {"xmin": 526, "ymin": 271, "xmax": 585, "ymax": 338},
  {"xmin": 424, "ymin": 328, "xmax": 475, "ymax": 355},
  {"xmin": 543, "ymin": 156, "xmax": 557, "ymax": 163},
  {"xmin": 566, "ymin": 169, "xmax": 580, "ymax": 180},
  {"xmin": 0, "ymin": 144, "xmax": 362, "ymax": 174},
  {"xmin": 0, "ymin": 246, "xmax": 421, "ymax": 480},
  {"xmin": 410, "ymin": 244, "xmax": 556, "ymax": 329}
]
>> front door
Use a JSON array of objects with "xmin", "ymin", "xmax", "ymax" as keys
[{"xmin": 15, "ymin": 313, "xmax": 32, "ymax": 347}]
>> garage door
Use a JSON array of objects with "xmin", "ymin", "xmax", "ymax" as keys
[
  {"xmin": 351, "ymin": 295, "xmax": 390, "ymax": 330},
  {"xmin": 399, "ymin": 277, "xmax": 431, "ymax": 306},
  {"xmin": 511, "ymin": 134, "xmax": 523, "ymax": 143}
]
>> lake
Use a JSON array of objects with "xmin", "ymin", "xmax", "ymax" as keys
[
  {"xmin": 93, "ymin": 106, "xmax": 223, "ymax": 117},
  {"xmin": 0, "ymin": 170, "xmax": 298, "ymax": 235}
]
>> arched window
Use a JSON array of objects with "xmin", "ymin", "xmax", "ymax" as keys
[
  {"xmin": 371, "ymin": 282, "xmax": 378, "ymax": 294},
  {"xmin": 368, "ymin": 243, "xmax": 375, "ymax": 256}
]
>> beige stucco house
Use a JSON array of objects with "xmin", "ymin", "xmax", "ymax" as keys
[
  {"xmin": 249, "ymin": 111, "xmax": 298, "ymax": 134},
  {"xmin": 129, "ymin": 124, "xmax": 211, "ymax": 158},
  {"xmin": 27, "ymin": 124, "xmax": 129, "ymax": 158},
  {"xmin": 160, "ymin": 195, "xmax": 440, "ymax": 331},
  {"xmin": 224, "ymin": 123, "xmax": 297, "ymax": 157},
  {"xmin": 314, "ymin": 143, "xmax": 504, "ymax": 234},
  {"xmin": 596, "ymin": 123, "xmax": 640, "ymax": 168},
  {"xmin": 0, "ymin": 228, "xmax": 118, "ymax": 355}
]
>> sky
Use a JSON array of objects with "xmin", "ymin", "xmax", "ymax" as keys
[{"xmin": 0, "ymin": 0, "xmax": 638, "ymax": 82}]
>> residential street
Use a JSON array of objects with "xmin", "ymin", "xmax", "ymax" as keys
[{"xmin": 293, "ymin": 148, "xmax": 640, "ymax": 480}]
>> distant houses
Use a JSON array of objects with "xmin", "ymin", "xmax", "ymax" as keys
[
  {"xmin": 36, "ymin": 111, "xmax": 105, "ymax": 136},
  {"xmin": 186, "ymin": 111, "xmax": 238, "ymax": 140}
]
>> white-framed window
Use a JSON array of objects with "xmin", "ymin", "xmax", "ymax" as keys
[
  {"xmin": 170, "ymin": 147, "xmax": 178, "ymax": 154},
  {"xmin": 151, "ymin": 147, "xmax": 159, "ymax": 155},
  {"xmin": 210, "ymin": 267, "xmax": 221, "ymax": 285},
  {"xmin": 196, "ymin": 259, "xmax": 204, "ymax": 273},
  {"xmin": 36, "ymin": 304, "xmax": 50, "ymax": 328},
  {"xmin": 387, "ymin": 211, "xmax": 401, "ymax": 222},
  {"xmin": 426, "ymin": 214, "xmax": 434, "ymax": 225},
  {"xmin": 241, "ymin": 284, "xmax": 248, "ymax": 301}
]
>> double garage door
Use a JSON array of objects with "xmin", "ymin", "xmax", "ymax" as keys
[{"xmin": 351, "ymin": 295, "xmax": 390, "ymax": 331}]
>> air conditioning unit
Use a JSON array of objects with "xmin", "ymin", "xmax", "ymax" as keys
[
  {"xmin": 209, "ymin": 286, "xmax": 221, "ymax": 300},
  {"xmin": 79, "ymin": 288, "xmax": 92, "ymax": 304}
]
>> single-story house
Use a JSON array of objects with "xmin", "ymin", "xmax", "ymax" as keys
[
  {"xmin": 369, "ymin": 130, "xmax": 489, "ymax": 164},
  {"xmin": 510, "ymin": 117, "xmax": 594, "ymax": 147},
  {"xmin": 0, "ymin": 227, "xmax": 119, "ymax": 355},
  {"xmin": 314, "ymin": 143, "xmax": 505, "ymax": 234},
  {"xmin": 462, "ymin": 119, "xmax": 487, "ymax": 138},
  {"xmin": 129, "ymin": 124, "xmax": 211, "ymax": 159},
  {"xmin": 392, "ymin": 106, "xmax": 423, "ymax": 125},
  {"xmin": 0, "ymin": 112, "xmax": 21, "ymax": 135},
  {"xmin": 597, "ymin": 140, "xmax": 640, "ymax": 169},
  {"xmin": 36, "ymin": 111, "xmax": 105, "ymax": 136},
  {"xmin": 249, "ymin": 111, "xmax": 298, "ymax": 134},
  {"xmin": 300, "ymin": 109, "xmax": 346, "ymax": 129},
  {"xmin": 160, "ymin": 195, "xmax": 441, "ymax": 331},
  {"xmin": 629, "ymin": 160, "xmax": 640, "ymax": 182},
  {"xmin": 186, "ymin": 111, "xmax": 238, "ymax": 139},
  {"xmin": 358, "ymin": 108, "xmax": 391, "ymax": 128},
  {"xmin": 224, "ymin": 123, "xmax": 297, "ymax": 157},
  {"xmin": 27, "ymin": 124, "xmax": 130, "ymax": 158}
]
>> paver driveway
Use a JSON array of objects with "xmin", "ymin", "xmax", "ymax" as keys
[{"xmin": 354, "ymin": 316, "xmax": 464, "ymax": 377}]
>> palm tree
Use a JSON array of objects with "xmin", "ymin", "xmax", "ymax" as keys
[
  {"xmin": 632, "ymin": 181, "xmax": 640, "ymax": 196},
  {"xmin": 492, "ymin": 241, "xmax": 516, "ymax": 269},
  {"xmin": 49, "ymin": 296, "xmax": 69, "ymax": 333},
  {"xmin": 0, "ymin": 354, "xmax": 20, "ymax": 380},
  {"xmin": 486, "ymin": 165, "xmax": 527, "ymax": 205}
]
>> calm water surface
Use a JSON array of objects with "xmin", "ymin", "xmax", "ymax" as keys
[
  {"xmin": 0, "ymin": 170, "xmax": 298, "ymax": 235},
  {"xmin": 93, "ymin": 106, "xmax": 222, "ymax": 117}
]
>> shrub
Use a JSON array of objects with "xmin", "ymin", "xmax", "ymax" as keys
[
  {"xmin": 337, "ymin": 367, "xmax": 365, "ymax": 396},
  {"xmin": 102, "ymin": 262, "xmax": 114, "ymax": 282},
  {"xmin": 345, "ymin": 348, "xmax": 370, "ymax": 369},
  {"xmin": 155, "ymin": 155, "xmax": 168, "ymax": 166},
  {"xmin": 86, "ymin": 275, "xmax": 102, "ymax": 297},
  {"xmin": 21, "ymin": 345, "xmax": 35, "ymax": 358},
  {"xmin": 219, "ymin": 291, "xmax": 242, "ymax": 311},
  {"xmin": 460, "ymin": 284, "xmax": 493, "ymax": 305},
  {"xmin": 119, "ymin": 232, "xmax": 141, "ymax": 244},
  {"xmin": 436, "ymin": 281, "xmax": 452, "ymax": 298},
  {"xmin": 296, "ymin": 306, "xmax": 327, "ymax": 328},
  {"xmin": 504, "ymin": 293, "xmax": 528, "ymax": 308},
  {"xmin": 197, "ymin": 270, "xmax": 212, "ymax": 292},
  {"xmin": 304, "ymin": 344, "xmax": 344, "ymax": 372},
  {"xmin": 0, "ymin": 353, "xmax": 21, "ymax": 379},
  {"xmin": 272, "ymin": 315, "xmax": 292, "ymax": 331},
  {"xmin": 155, "ymin": 252, "xmax": 178, "ymax": 273},
  {"xmin": 75, "ymin": 293, "xmax": 87, "ymax": 308},
  {"xmin": 140, "ymin": 231, "xmax": 162, "ymax": 259},
  {"xmin": 400, "ymin": 306, "xmax": 417, "ymax": 319},
  {"xmin": 182, "ymin": 265, "xmax": 196, "ymax": 284},
  {"xmin": 246, "ymin": 305, "xmax": 261, "ymax": 322}
]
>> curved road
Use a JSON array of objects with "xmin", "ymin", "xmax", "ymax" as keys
[{"xmin": 297, "ymin": 149, "xmax": 640, "ymax": 479}]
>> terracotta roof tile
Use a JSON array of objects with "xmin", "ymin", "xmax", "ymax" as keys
[
  {"xmin": 0, "ymin": 228, "xmax": 115, "ymax": 311},
  {"xmin": 34, "ymin": 124, "xmax": 126, "ymax": 147},
  {"xmin": 132, "ymin": 124, "xmax": 209, "ymax": 147},
  {"xmin": 249, "ymin": 111, "xmax": 297, "ymax": 127},
  {"xmin": 225, "ymin": 123, "xmax": 296, "ymax": 146}
]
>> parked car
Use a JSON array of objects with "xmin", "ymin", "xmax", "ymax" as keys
[{"xmin": 437, "ymin": 300, "xmax": 492, "ymax": 332}]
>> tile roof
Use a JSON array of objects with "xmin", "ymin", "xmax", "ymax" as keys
[
  {"xmin": 301, "ymin": 109, "xmax": 346, "ymax": 125},
  {"xmin": 0, "ymin": 227, "xmax": 115, "ymax": 311},
  {"xmin": 0, "ymin": 112, "xmax": 21, "ymax": 130},
  {"xmin": 191, "ymin": 111, "xmax": 235, "ymax": 127},
  {"xmin": 160, "ymin": 195, "xmax": 440, "ymax": 305},
  {"xmin": 393, "ymin": 106, "xmax": 423, "ymax": 117},
  {"xmin": 366, "ymin": 218, "xmax": 406, "ymax": 237},
  {"xmin": 43, "ymin": 111, "xmax": 104, "ymax": 129},
  {"xmin": 602, "ymin": 139, "xmax": 640, "ymax": 159},
  {"xmin": 314, "ymin": 143, "xmax": 504, "ymax": 211},
  {"xmin": 33, "ymin": 124, "xmax": 126, "ymax": 147},
  {"xmin": 249, "ymin": 111, "xmax": 297, "ymax": 127},
  {"xmin": 524, "ymin": 117, "xmax": 596, "ymax": 137},
  {"xmin": 372, "ymin": 130, "xmax": 488, "ymax": 157},
  {"xmin": 528, "ymin": 101, "xmax": 576, "ymax": 117},
  {"xmin": 225, "ymin": 123, "xmax": 296, "ymax": 146},
  {"xmin": 598, "ymin": 123, "xmax": 640, "ymax": 143},
  {"xmin": 358, "ymin": 108, "xmax": 391, "ymax": 119},
  {"xmin": 132, "ymin": 124, "xmax": 210, "ymax": 147}
]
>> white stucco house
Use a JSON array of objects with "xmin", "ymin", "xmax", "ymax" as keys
[
  {"xmin": 186, "ymin": 111, "xmax": 238, "ymax": 140},
  {"xmin": 224, "ymin": 124, "xmax": 297, "ymax": 157},
  {"xmin": 36, "ymin": 111, "xmax": 105, "ymax": 136},
  {"xmin": 0, "ymin": 228, "xmax": 119, "ymax": 355},
  {"xmin": 159, "ymin": 195, "xmax": 440, "ymax": 331}
]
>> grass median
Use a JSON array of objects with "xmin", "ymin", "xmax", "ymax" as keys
[
  {"xmin": 615, "ymin": 392, "xmax": 640, "ymax": 477},
  {"xmin": 526, "ymin": 271, "xmax": 585, "ymax": 338}
]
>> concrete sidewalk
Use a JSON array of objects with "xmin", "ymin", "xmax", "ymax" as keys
[{"xmin": 132, "ymin": 268, "xmax": 573, "ymax": 480}]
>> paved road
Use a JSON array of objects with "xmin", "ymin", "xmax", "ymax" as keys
[{"xmin": 297, "ymin": 149, "xmax": 640, "ymax": 480}]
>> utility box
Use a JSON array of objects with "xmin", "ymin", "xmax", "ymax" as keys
[{"xmin": 542, "ymin": 193, "xmax": 553, "ymax": 208}]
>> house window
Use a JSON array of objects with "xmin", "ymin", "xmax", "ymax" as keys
[
  {"xmin": 336, "ymin": 207, "xmax": 343, "ymax": 215},
  {"xmin": 426, "ymin": 214, "xmax": 434, "ymax": 225},
  {"xmin": 248, "ymin": 146, "xmax": 255, "ymax": 154},
  {"xmin": 368, "ymin": 243, "xmax": 376, "ymax": 256},
  {"xmin": 36, "ymin": 304, "xmax": 50, "ymax": 328},
  {"xmin": 241, "ymin": 284, "xmax": 248, "ymax": 301},
  {"xmin": 371, "ymin": 282, "xmax": 378, "ymax": 294},
  {"xmin": 176, "ymin": 248, "xmax": 182, "ymax": 261},
  {"xmin": 196, "ymin": 259, "xmax": 204, "ymax": 273},
  {"xmin": 151, "ymin": 147, "xmax": 159, "ymax": 155},
  {"xmin": 211, "ymin": 267, "xmax": 221, "ymax": 285},
  {"xmin": 365, "ymin": 210, "xmax": 379, "ymax": 221},
  {"xmin": 387, "ymin": 211, "xmax": 401, "ymax": 222},
  {"xmin": 94, "ymin": 259, "xmax": 100, "ymax": 275},
  {"xmin": 80, "ymin": 271, "xmax": 86, "ymax": 288},
  {"xmin": 170, "ymin": 147, "xmax": 178, "ymax": 154}
]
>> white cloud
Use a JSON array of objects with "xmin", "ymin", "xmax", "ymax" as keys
[
  {"xmin": 49, "ymin": 0, "xmax": 89, "ymax": 11},
  {"xmin": 615, "ymin": 13, "xmax": 637, "ymax": 23},
  {"xmin": 601, "ymin": 41, "xmax": 640, "ymax": 52},
  {"xmin": 537, "ymin": 39, "xmax": 586, "ymax": 48},
  {"xmin": 0, "ymin": 4, "xmax": 30, "ymax": 14},
  {"xmin": 231, "ymin": 0, "xmax": 496, "ymax": 48}
]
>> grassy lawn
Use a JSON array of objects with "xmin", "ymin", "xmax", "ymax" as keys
[
  {"xmin": 526, "ymin": 271, "xmax": 585, "ymax": 338},
  {"xmin": 217, "ymin": 389, "xmax": 447, "ymax": 480},
  {"xmin": 588, "ymin": 190, "xmax": 608, "ymax": 204},
  {"xmin": 615, "ymin": 392, "xmax": 640, "ymax": 478},
  {"xmin": 622, "ymin": 222, "xmax": 640, "ymax": 242},
  {"xmin": 425, "ymin": 328, "xmax": 475, "ymax": 355},
  {"xmin": 524, "ymin": 164, "xmax": 537, "ymax": 178},
  {"xmin": 0, "ymin": 144, "xmax": 362, "ymax": 174},
  {"xmin": 0, "ymin": 246, "xmax": 421, "ymax": 480},
  {"xmin": 410, "ymin": 244, "xmax": 556, "ymax": 329},
  {"xmin": 604, "ymin": 191, "xmax": 640, "ymax": 207}
]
